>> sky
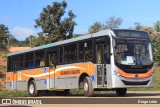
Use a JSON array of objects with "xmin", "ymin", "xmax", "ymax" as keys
[{"xmin": 0, "ymin": 0, "xmax": 160, "ymax": 40}]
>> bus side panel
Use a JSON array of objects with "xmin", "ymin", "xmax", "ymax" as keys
[
  {"xmin": 106, "ymin": 64, "xmax": 112, "ymax": 88},
  {"xmin": 54, "ymin": 62, "xmax": 95, "ymax": 89},
  {"xmin": 6, "ymin": 72, "xmax": 14, "ymax": 90},
  {"xmin": 55, "ymin": 77, "xmax": 79, "ymax": 89},
  {"xmin": 36, "ymin": 79, "xmax": 48, "ymax": 90},
  {"xmin": 17, "ymin": 80, "xmax": 28, "ymax": 90},
  {"xmin": 15, "ymin": 68, "xmax": 50, "ymax": 90}
]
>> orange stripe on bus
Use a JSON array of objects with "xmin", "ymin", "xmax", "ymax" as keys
[
  {"xmin": 6, "ymin": 62, "xmax": 95, "ymax": 81},
  {"xmin": 118, "ymin": 68, "xmax": 153, "ymax": 78}
]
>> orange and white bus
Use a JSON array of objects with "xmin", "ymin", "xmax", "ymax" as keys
[{"xmin": 6, "ymin": 29, "xmax": 154, "ymax": 97}]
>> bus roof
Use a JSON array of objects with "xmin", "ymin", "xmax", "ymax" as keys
[{"xmin": 7, "ymin": 29, "xmax": 113, "ymax": 56}]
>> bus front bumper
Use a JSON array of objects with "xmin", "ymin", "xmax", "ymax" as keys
[{"xmin": 111, "ymin": 74, "xmax": 154, "ymax": 88}]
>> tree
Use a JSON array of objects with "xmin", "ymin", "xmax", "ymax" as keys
[
  {"xmin": 105, "ymin": 16, "xmax": 123, "ymax": 29},
  {"xmin": 35, "ymin": 1, "xmax": 76, "ymax": 44},
  {"xmin": 73, "ymin": 34, "xmax": 85, "ymax": 38},
  {"xmin": 0, "ymin": 24, "xmax": 10, "ymax": 49},
  {"xmin": 139, "ymin": 26, "xmax": 160, "ymax": 40},
  {"xmin": 134, "ymin": 22, "xmax": 143, "ymax": 30},
  {"xmin": 88, "ymin": 16, "xmax": 123, "ymax": 34},
  {"xmin": 88, "ymin": 22, "xmax": 104, "ymax": 33},
  {"xmin": 9, "ymin": 36, "xmax": 19, "ymax": 46},
  {"xmin": 154, "ymin": 20, "xmax": 160, "ymax": 32}
]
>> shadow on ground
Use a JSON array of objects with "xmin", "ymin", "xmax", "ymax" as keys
[{"xmin": 40, "ymin": 91, "xmax": 160, "ymax": 97}]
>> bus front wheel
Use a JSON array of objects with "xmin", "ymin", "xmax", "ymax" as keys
[
  {"xmin": 83, "ymin": 76, "xmax": 93, "ymax": 97},
  {"xmin": 28, "ymin": 80, "xmax": 39, "ymax": 97},
  {"xmin": 116, "ymin": 88, "xmax": 127, "ymax": 96}
]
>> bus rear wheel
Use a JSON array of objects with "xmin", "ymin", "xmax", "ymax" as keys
[
  {"xmin": 116, "ymin": 88, "xmax": 127, "ymax": 96},
  {"xmin": 28, "ymin": 80, "xmax": 39, "ymax": 97},
  {"xmin": 55, "ymin": 89, "xmax": 70, "ymax": 96},
  {"xmin": 83, "ymin": 76, "xmax": 93, "ymax": 97}
]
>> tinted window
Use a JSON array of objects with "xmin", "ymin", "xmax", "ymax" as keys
[
  {"xmin": 12, "ymin": 58, "xmax": 19, "ymax": 71},
  {"xmin": 59, "ymin": 46, "xmax": 63, "ymax": 64},
  {"xmin": 19, "ymin": 55, "xmax": 24, "ymax": 70},
  {"xmin": 64, "ymin": 43, "xmax": 77, "ymax": 63},
  {"xmin": 79, "ymin": 40, "xmax": 92, "ymax": 61},
  {"xmin": 25, "ymin": 53, "xmax": 34, "ymax": 68},
  {"xmin": 35, "ymin": 50, "xmax": 45, "ymax": 67},
  {"xmin": 7, "ymin": 57, "xmax": 12, "ymax": 72}
]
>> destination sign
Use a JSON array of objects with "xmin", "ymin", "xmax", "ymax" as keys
[{"xmin": 114, "ymin": 30, "xmax": 149, "ymax": 39}]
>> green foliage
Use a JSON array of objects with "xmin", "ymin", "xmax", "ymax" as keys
[
  {"xmin": 105, "ymin": 16, "xmax": 123, "ymax": 29},
  {"xmin": 35, "ymin": 1, "xmax": 76, "ymax": 45},
  {"xmin": 0, "ymin": 51, "xmax": 8, "ymax": 57},
  {"xmin": 9, "ymin": 37, "xmax": 29, "ymax": 47},
  {"xmin": 0, "ymin": 66, "xmax": 6, "ymax": 71},
  {"xmin": 152, "ymin": 38, "xmax": 160, "ymax": 65},
  {"xmin": 88, "ymin": 16, "xmax": 123, "ymax": 34},
  {"xmin": 72, "ymin": 34, "xmax": 85, "ymax": 38},
  {"xmin": 88, "ymin": 22, "xmax": 104, "ymax": 34},
  {"xmin": 70, "ymin": 89, "xmax": 84, "ymax": 94},
  {"xmin": 0, "ymin": 24, "xmax": 10, "ymax": 50},
  {"xmin": 154, "ymin": 20, "xmax": 160, "ymax": 32},
  {"xmin": 28, "ymin": 35, "xmax": 47, "ymax": 47},
  {"xmin": 134, "ymin": 22, "xmax": 143, "ymax": 30},
  {"xmin": 0, "ymin": 90, "xmax": 29, "ymax": 98},
  {"xmin": 0, "ymin": 74, "xmax": 6, "ymax": 79}
]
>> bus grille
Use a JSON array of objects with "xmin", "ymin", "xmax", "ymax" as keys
[
  {"xmin": 124, "ymin": 69, "xmax": 148, "ymax": 73},
  {"xmin": 122, "ymin": 80, "xmax": 150, "ymax": 85}
]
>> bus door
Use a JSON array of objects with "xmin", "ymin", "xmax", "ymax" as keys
[
  {"xmin": 96, "ymin": 43, "xmax": 108, "ymax": 87},
  {"xmin": 48, "ymin": 52, "xmax": 57, "ymax": 89},
  {"xmin": 12, "ymin": 58, "xmax": 18, "ymax": 90}
]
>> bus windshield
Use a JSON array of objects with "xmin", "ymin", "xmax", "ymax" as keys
[{"xmin": 114, "ymin": 39, "xmax": 153, "ymax": 66}]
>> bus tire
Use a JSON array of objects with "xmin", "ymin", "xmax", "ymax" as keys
[
  {"xmin": 55, "ymin": 89, "xmax": 70, "ymax": 96},
  {"xmin": 116, "ymin": 88, "xmax": 127, "ymax": 96},
  {"xmin": 83, "ymin": 76, "xmax": 93, "ymax": 97},
  {"xmin": 28, "ymin": 80, "xmax": 39, "ymax": 97}
]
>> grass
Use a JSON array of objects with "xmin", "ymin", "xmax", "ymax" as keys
[
  {"xmin": 70, "ymin": 89, "xmax": 84, "ymax": 94},
  {"xmin": 0, "ymin": 90, "xmax": 29, "ymax": 98}
]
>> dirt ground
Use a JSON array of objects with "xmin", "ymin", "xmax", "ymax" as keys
[
  {"xmin": 9, "ymin": 47, "xmax": 30, "ymax": 53},
  {"xmin": 0, "ymin": 104, "xmax": 160, "ymax": 107}
]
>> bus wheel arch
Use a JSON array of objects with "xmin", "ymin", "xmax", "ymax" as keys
[
  {"xmin": 27, "ymin": 77, "xmax": 39, "ymax": 97},
  {"xmin": 79, "ymin": 73, "xmax": 94, "ymax": 97},
  {"xmin": 79, "ymin": 73, "xmax": 89, "ymax": 89}
]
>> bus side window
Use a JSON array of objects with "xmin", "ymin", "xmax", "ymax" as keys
[
  {"xmin": 25, "ymin": 53, "xmax": 34, "ymax": 69},
  {"xmin": 7, "ymin": 57, "xmax": 12, "ymax": 72},
  {"xmin": 12, "ymin": 58, "xmax": 19, "ymax": 71},
  {"xmin": 35, "ymin": 50, "xmax": 45, "ymax": 67},
  {"xmin": 63, "ymin": 43, "xmax": 77, "ymax": 63},
  {"xmin": 59, "ymin": 46, "xmax": 63, "ymax": 64},
  {"xmin": 78, "ymin": 40, "xmax": 92, "ymax": 61},
  {"xmin": 19, "ymin": 55, "xmax": 24, "ymax": 70}
]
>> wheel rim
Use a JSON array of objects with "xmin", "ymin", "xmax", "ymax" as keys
[
  {"xmin": 84, "ymin": 81, "xmax": 88, "ymax": 92},
  {"xmin": 29, "ymin": 84, "xmax": 34, "ymax": 94}
]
